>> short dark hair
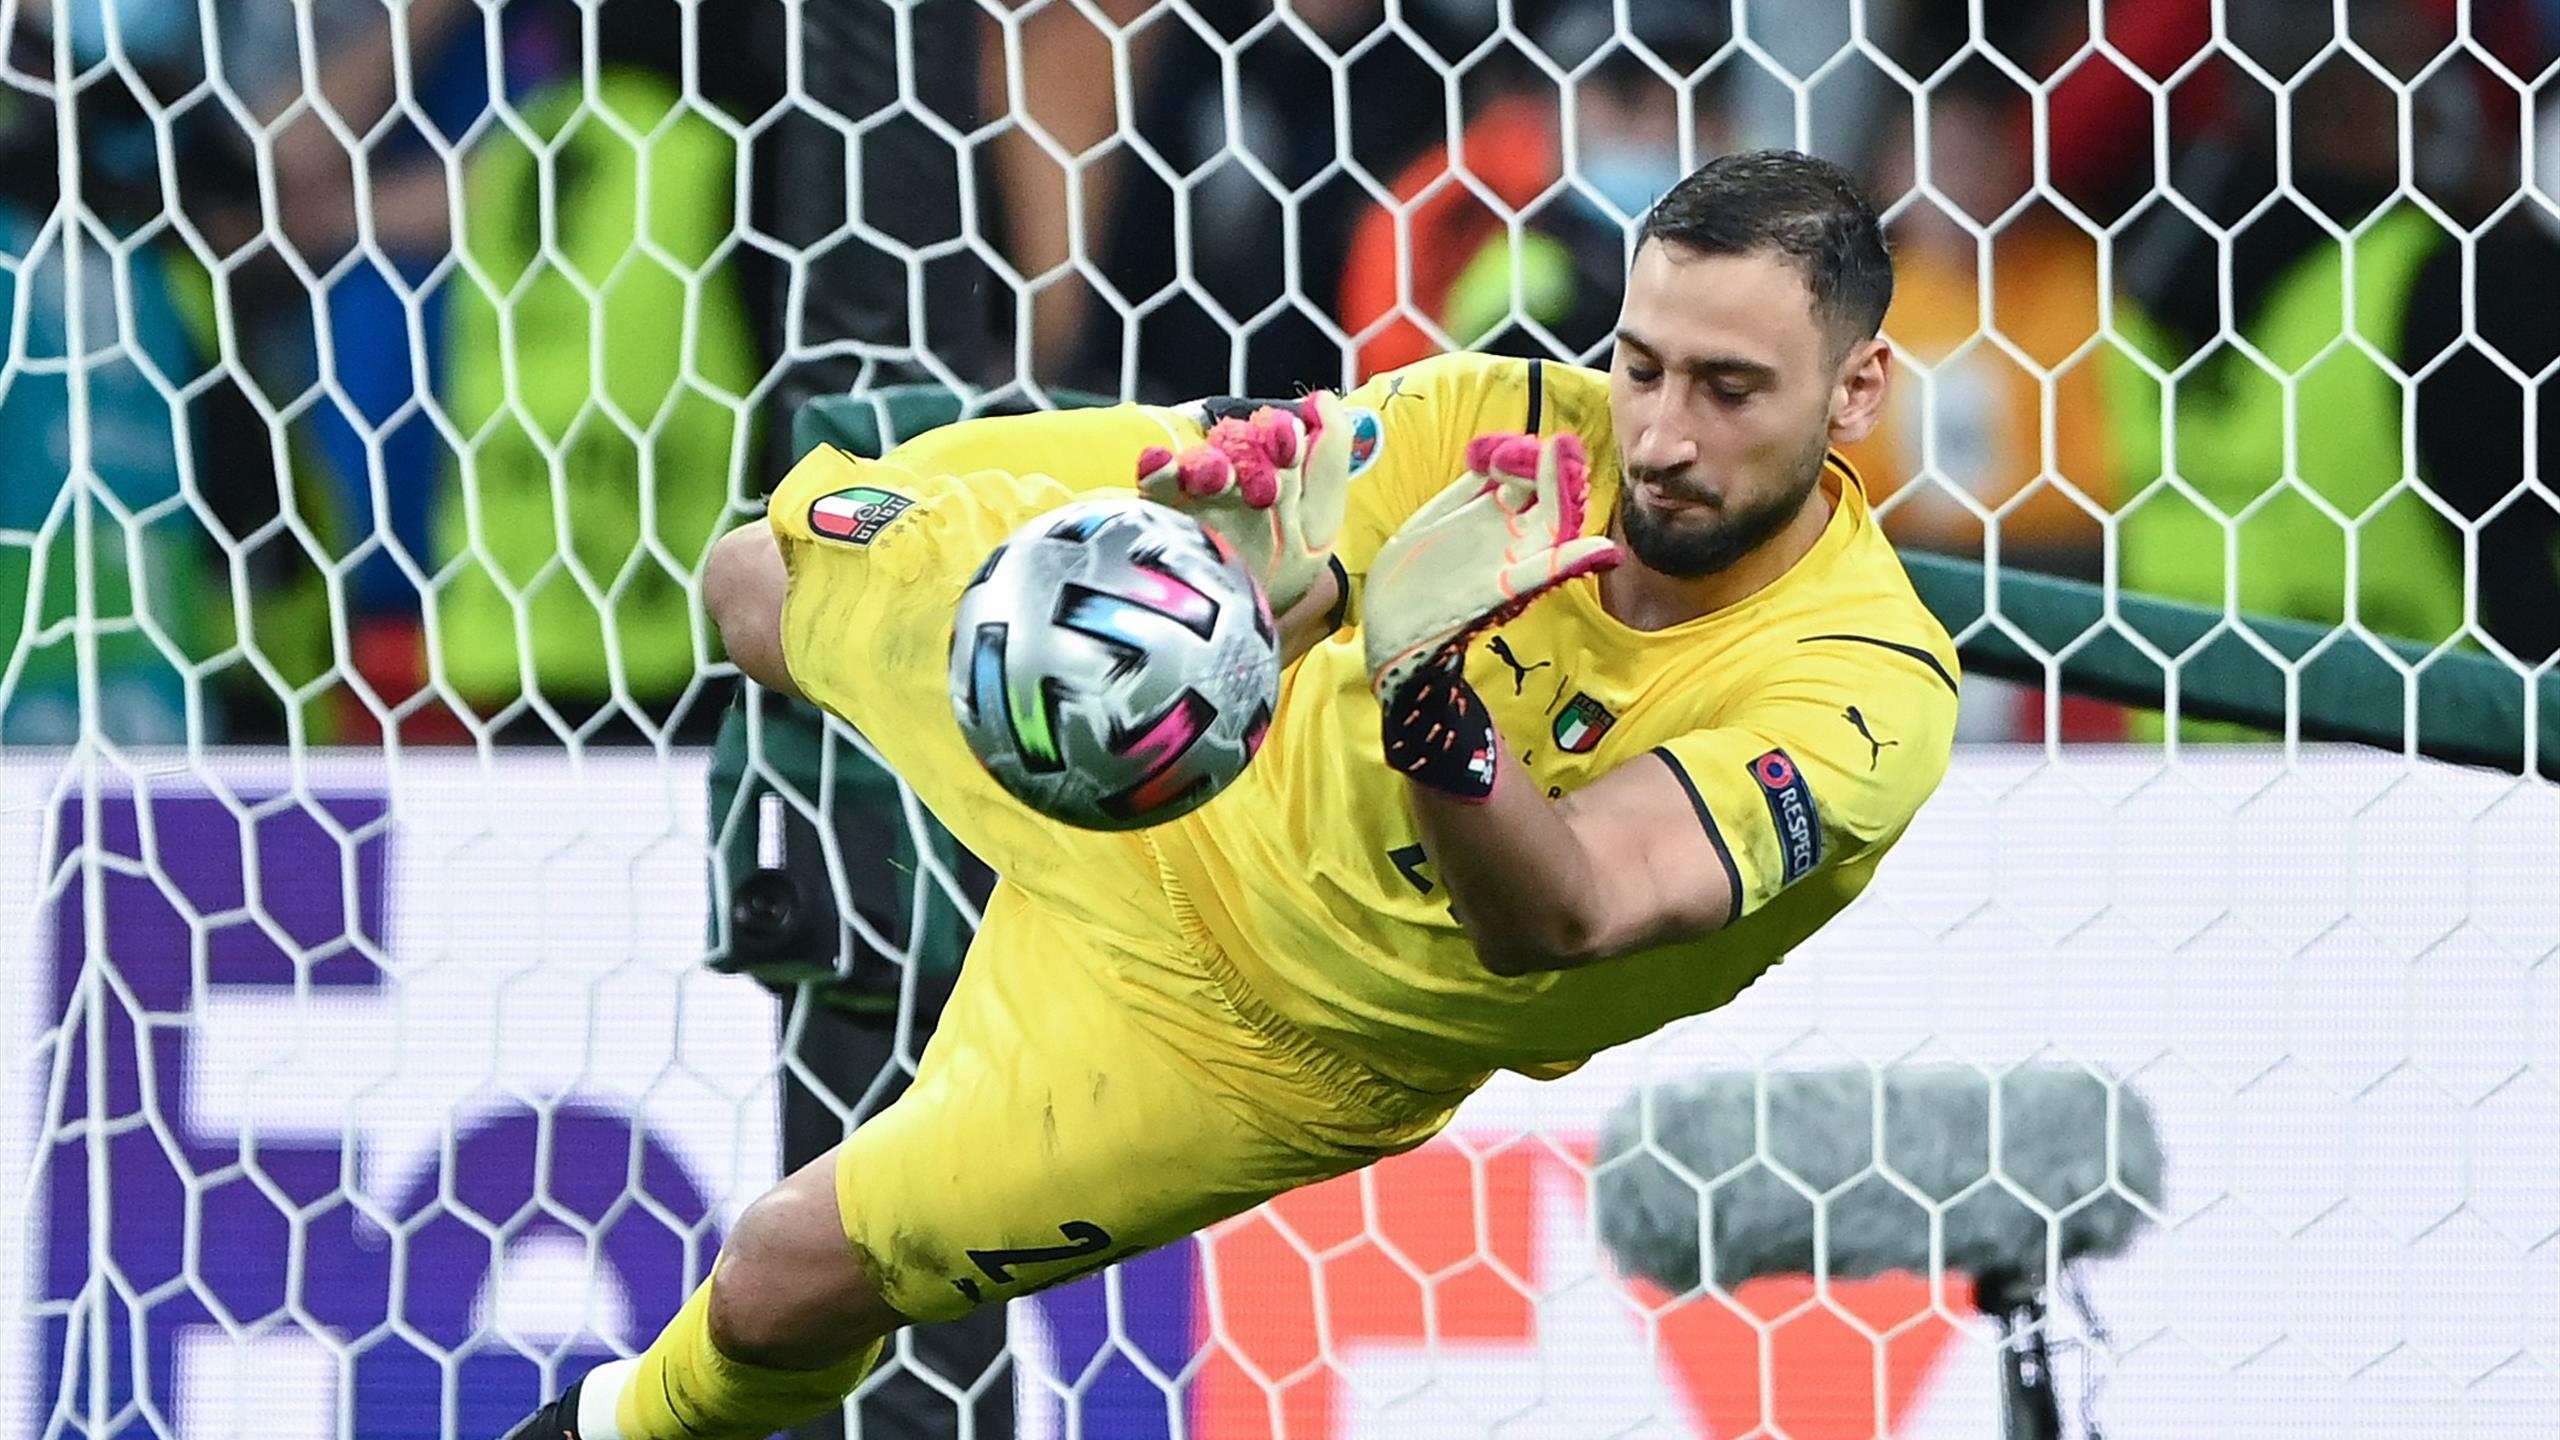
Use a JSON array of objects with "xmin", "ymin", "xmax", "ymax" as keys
[{"xmin": 1639, "ymin": 150, "xmax": 1895, "ymax": 353}]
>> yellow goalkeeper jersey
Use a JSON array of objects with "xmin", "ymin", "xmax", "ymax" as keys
[{"xmin": 1144, "ymin": 351, "xmax": 1962, "ymax": 1087}]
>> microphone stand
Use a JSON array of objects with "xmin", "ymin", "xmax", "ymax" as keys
[{"xmin": 1976, "ymin": 1268, "xmax": 2063, "ymax": 1440}]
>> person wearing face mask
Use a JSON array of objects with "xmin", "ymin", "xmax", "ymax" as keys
[{"xmin": 1338, "ymin": 2, "xmax": 1732, "ymax": 378}]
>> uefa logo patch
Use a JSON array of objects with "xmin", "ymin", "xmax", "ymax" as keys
[
  {"xmin": 808, "ymin": 485, "xmax": 914, "ymax": 545},
  {"xmin": 1345, "ymin": 406, "xmax": 1385, "ymax": 476},
  {"xmin": 1749, "ymin": 746, "xmax": 1823, "ymax": 888}
]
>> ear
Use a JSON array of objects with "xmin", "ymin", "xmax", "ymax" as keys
[{"xmin": 1826, "ymin": 337, "xmax": 1892, "ymax": 448}]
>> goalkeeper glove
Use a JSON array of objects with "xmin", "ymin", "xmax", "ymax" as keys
[
  {"xmin": 1136, "ymin": 391, "xmax": 1353, "ymax": 614},
  {"xmin": 1363, "ymin": 432, "xmax": 1622, "ymax": 798},
  {"xmin": 1363, "ymin": 431, "xmax": 1621, "ymax": 700}
]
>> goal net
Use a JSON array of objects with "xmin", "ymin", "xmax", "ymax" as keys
[{"xmin": 8, "ymin": 2, "xmax": 2559, "ymax": 1437}]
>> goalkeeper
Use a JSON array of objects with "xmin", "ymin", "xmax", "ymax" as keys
[{"xmin": 501, "ymin": 150, "xmax": 1960, "ymax": 1440}]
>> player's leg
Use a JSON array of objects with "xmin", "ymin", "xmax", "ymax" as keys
[
  {"xmin": 820, "ymin": 879, "xmax": 1468, "ymax": 1314},
  {"xmin": 493, "ymin": 878, "xmax": 1464, "ymax": 1440},
  {"xmin": 496, "ymin": 1144, "xmax": 903, "ymax": 1440}
]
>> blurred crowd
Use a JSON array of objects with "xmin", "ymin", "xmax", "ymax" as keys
[{"xmin": 5, "ymin": 0, "xmax": 2558, "ymax": 748}]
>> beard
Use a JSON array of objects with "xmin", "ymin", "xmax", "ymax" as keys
[{"xmin": 1617, "ymin": 430, "xmax": 1831, "ymax": 580}]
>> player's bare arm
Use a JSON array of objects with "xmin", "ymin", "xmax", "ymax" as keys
[
  {"xmin": 704, "ymin": 521, "xmax": 802, "ymax": 698},
  {"xmin": 1408, "ymin": 745, "xmax": 1736, "ymax": 975}
]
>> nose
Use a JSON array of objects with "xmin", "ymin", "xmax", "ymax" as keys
[{"xmin": 1622, "ymin": 392, "xmax": 1697, "ymax": 477}]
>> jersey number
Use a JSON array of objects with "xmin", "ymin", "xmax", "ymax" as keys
[
  {"xmin": 966, "ymin": 1221, "xmax": 1114, "ymax": 1283},
  {"xmin": 1387, "ymin": 843, "xmax": 1436, "ymax": 895},
  {"xmin": 953, "ymin": 1220, "xmax": 1122, "ymax": 1303}
]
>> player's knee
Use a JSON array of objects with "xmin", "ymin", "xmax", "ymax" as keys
[{"xmin": 708, "ymin": 1177, "xmax": 901, "ymax": 1370}]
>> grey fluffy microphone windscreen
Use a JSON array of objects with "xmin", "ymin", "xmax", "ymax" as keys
[{"xmin": 1593, "ymin": 1065, "xmax": 2164, "ymax": 1297}]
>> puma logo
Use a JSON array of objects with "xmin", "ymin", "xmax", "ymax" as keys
[
  {"xmin": 1844, "ymin": 706, "xmax": 1897, "ymax": 769},
  {"xmin": 1487, "ymin": 636, "xmax": 1552, "ymax": 695}
]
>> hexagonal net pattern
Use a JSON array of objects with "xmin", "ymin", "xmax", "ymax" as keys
[{"xmin": 7, "ymin": 2, "xmax": 2559, "ymax": 1438}]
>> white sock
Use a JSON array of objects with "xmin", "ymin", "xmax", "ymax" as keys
[{"xmin": 572, "ymin": 1357, "xmax": 639, "ymax": 1440}]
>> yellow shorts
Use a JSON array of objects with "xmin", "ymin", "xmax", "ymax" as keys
[{"xmin": 768, "ymin": 447, "xmax": 1459, "ymax": 1322}]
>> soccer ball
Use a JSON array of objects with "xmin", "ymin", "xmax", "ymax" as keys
[{"xmin": 949, "ymin": 497, "xmax": 1281, "ymax": 831}]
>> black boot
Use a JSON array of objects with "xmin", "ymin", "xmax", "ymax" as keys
[{"xmin": 495, "ymin": 1380, "xmax": 585, "ymax": 1440}]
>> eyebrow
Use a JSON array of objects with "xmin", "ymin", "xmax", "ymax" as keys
[{"xmin": 1615, "ymin": 329, "xmax": 1778, "ymax": 386}]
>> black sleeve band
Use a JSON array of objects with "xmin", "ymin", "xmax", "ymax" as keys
[
  {"xmin": 1324, "ymin": 554, "xmax": 1352, "ymax": 632},
  {"xmin": 1524, "ymin": 359, "xmax": 1545, "ymax": 434},
  {"xmin": 1650, "ymin": 746, "xmax": 1744, "ymax": 912},
  {"xmin": 1795, "ymin": 633, "xmax": 1960, "ymax": 696}
]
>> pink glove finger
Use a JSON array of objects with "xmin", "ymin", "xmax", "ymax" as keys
[
  {"xmin": 1177, "ymin": 444, "xmax": 1237, "ymax": 499},
  {"xmin": 1247, "ymin": 406, "xmax": 1305, "ymax": 470},
  {"xmin": 1464, "ymin": 432, "xmax": 1545, "ymax": 482},
  {"xmin": 1210, "ymin": 421, "xmax": 1282, "ymax": 508}
]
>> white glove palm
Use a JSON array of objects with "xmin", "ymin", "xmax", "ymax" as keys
[
  {"xmin": 1363, "ymin": 432, "xmax": 1622, "ymax": 701},
  {"xmin": 1136, "ymin": 392, "xmax": 1353, "ymax": 614}
]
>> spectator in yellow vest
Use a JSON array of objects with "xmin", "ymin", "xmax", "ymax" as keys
[{"xmin": 2106, "ymin": 0, "xmax": 2560, "ymax": 680}]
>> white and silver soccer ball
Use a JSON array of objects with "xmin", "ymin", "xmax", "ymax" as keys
[{"xmin": 949, "ymin": 497, "xmax": 1280, "ymax": 831}]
